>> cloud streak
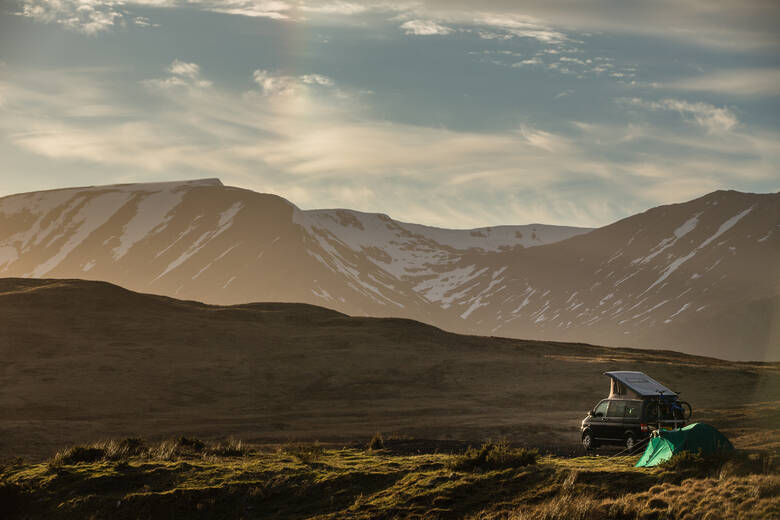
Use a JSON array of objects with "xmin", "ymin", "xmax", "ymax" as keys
[
  {"xmin": 144, "ymin": 60, "xmax": 213, "ymax": 89},
  {"xmin": 400, "ymin": 20, "xmax": 454, "ymax": 36},
  {"xmin": 619, "ymin": 97, "xmax": 739, "ymax": 134},
  {"xmin": 252, "ymin": 69, "xmax": 336, "ymax": 96},
  {"xmin": 657, "ymin": 69, "xmax": 780, "ymax": 97}
]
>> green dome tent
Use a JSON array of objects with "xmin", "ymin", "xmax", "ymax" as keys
[{"xmin": 635, "ymin": 423, "xmax": 733, "ymax": 467}]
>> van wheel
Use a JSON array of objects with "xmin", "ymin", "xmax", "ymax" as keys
[
  {"xmin": 582, "ymin": 430, "xmax": 598, "ymax": 451},
  {"xmin": 625, "ymin": 433, "xmax": 636, "ymax": 453}
]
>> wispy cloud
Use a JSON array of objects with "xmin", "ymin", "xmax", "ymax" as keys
[
  {"xmin": 145, "ymin": 60, "xmax": 213, "ymax": 89},
  {"xmin": 511, "ymin": 57, "xmax": 542, "ymax": 67},
  {"xmin": 14, "ymin": 0, "xmax": 290, "ymax": 33},
  {"xmin": 474, "ymin": 14, "xmax": 567, "ymax": 44},
  {"xmin": 252, "ymin": 70, "xmax": 336, "ymax": 96},
  {"xmin": 168, "ymin": 60, "xmax": 200, "ymax": 79},
  {"xmin": 300, "ymin": 73, "xmax": 335, "ymax": 86},
  {"xmin": 298, "ymin": 1, "xmax": 368, "ymax": 15},
  {"xmin": 16, "ymin": 0, "xmax": 126, "ymax": 34},
  {"xmin": 201, "ymin": 0, "xmax": 292, "ymax": 19},
  {"xmin": 518, "ymin": 126, "xmax": 567, "ymax": 152},
  {"xmin": 411, "ymin": 0, "xmax": 780, "ymax": 51},
  {"xmin": 656, "ymin": 69, "xmax": 780, "ymax": 97},
  {"xmin": 400, "ymin": 20, "xmax": 454, "ymax": 36},
  {"xmin": 619, "ymin": 97, "xmax": 739, "ymax": 134}
]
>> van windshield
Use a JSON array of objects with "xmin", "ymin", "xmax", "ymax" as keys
[{"xmin": 593, "ymin": 400, "xmax": 609, "ymax": 416}]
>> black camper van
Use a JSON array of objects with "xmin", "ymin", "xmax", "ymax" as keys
[{"xmin": 580, "ymin": 371, "xmax": 691, "ymax": 451}]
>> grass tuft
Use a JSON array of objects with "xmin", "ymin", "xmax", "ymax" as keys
[
  {"xmin": 50, "ymin": 446, "xmax": 104, "ymax": 465},
  {"xmin": 367, "ymin": 432, "xmax": 385, "ymax": 451},
  {"xmin": 447, "ymin": 440, "xmax": 538, "ymax": 472},
  {"xmin": 206, "ymin": 437, "xmax": 246, "ymax": 457},
  {"xmin": 46, "ymin": 436, "xmax": 250, "ymax": 465}
]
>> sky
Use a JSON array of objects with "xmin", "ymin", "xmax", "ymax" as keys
[{"xmin": 0, "ymin": 0, "xmax": 778, "ymax": 228}]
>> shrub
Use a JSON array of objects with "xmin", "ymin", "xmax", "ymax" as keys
[
  {"xmin": 49, "ymin": 438, "xmax": 147, "ymax": 466},
  {"xmin": 51, "ymin": 446, "xmax": 105, "ymax": 465},
  {"xmin": 367, "ymin": 433, "xmax": 385, "ymax": 451},
  {"xmin": 447, "ymin": 441, "xmax": 538, "ymax": 472}
]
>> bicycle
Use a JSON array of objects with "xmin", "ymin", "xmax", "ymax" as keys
[{"xmin": 645, "ymin": 391, "xmax": 692, "ymax": 431}]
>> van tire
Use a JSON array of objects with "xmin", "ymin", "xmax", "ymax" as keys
[{"xmin": 582, "ymin": 430, "xmax": 598, "ymax": 450}]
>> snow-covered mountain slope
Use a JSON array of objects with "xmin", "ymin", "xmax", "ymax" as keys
[
  {"xmin": 0, "ymin": 180, "xmax": 777, "ymax": 361},
  {"xmin": 453, "ymin": 190, "xmax": 780, "ymax": 361},
  {"xmin": 0, "ymin": 179, "xmax": 587, "ymax": 314}
]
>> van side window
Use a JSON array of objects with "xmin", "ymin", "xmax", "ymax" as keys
[
  {"xmin": 593, "ymin": 400, "xmax": 609, "ymax": 416},
  {"xmin": 624, "ymin": 403, "xmax": 639, "ymax": 418},
  {"xmin": 607, "ymin": 400, "xmax": 626, "ymax": 418}
]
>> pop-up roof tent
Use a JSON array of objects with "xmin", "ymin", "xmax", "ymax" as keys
[
  {"xmin": 635, "ymin": 423, "xmax": 734, "ymax": 467},
  {"xmin": 604, "ymin": 371, "xmax": 677, "ymax": 400}
]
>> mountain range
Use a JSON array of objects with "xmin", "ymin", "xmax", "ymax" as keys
[{"xmin": 0, "ymin": 179, "xmax": 777, "ymax": 361}]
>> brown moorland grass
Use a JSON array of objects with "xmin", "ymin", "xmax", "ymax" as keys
[
  {"xmin": 1, "ymin": 438, "xmax": 777, "ymax": 520},
  {"xmin": 1, "ymin": 278, "xmax": 778, "ymax": 460}
]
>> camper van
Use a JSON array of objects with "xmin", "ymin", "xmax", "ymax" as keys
[{"xmin": 580, "ymin": 371, "xmax": 691, "ymax": 451}]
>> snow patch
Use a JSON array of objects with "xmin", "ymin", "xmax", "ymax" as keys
[
  {"xmin": 666, "ymin": 303, "xmax": 690, "ymax": 322},
  {"xmin": 113, "ymin": 188, "xmax": 187, "ymax": 259},
  {"xmin": 28, "ymin": 192, "xmax": 132, "ymax": 277},
  {"xmin": 698, "ymin": 206, "xmax": 754, "ymax": 249},
  {"xmin": 154, "ymin": 203, "xmax": 244, "ymax": 280},
  {"xmin": 640, "ymin": 206, "xmax": 754, "ymax": 296}
]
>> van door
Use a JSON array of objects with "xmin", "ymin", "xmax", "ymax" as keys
[
  {"xmin": 623, "ymin": 400, "xmax": 641, "ymax": 436},
  {"xmin": 590, "ymin": 399, "xmax": 611, "ymax": 439},
  {"xmin": 604, "ymin": 400, "xmax": 627, "ymax": 440}
]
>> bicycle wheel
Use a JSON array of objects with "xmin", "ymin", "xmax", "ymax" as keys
[
  {"xmin": 645, "ymin": 402, "xmax": 660, "ymax": 423},
  {"xmin": 679, "ymin": 401, "xmax": 692, "ymax": 420}
]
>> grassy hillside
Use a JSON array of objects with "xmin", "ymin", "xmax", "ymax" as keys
[
  {"xmin": 1, "ymin": 278, "xmax": 778, "ymax": 460},
  {"xmin": 2, "ymin": 437, "xmax": 777, "ymax": 519}
]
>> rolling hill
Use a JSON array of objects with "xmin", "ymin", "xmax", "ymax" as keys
[
  {"xmin": 1, "ymin": 278, "xmax": 777, "ymax": 459},
  {"xmin": 0, "ymin": 180, "xmax": 777, "ymax": 360}
]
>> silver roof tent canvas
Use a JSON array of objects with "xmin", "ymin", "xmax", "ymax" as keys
[{"xmin": 605, "ymin": 371, "xmax": 677, "ymax": 399}]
